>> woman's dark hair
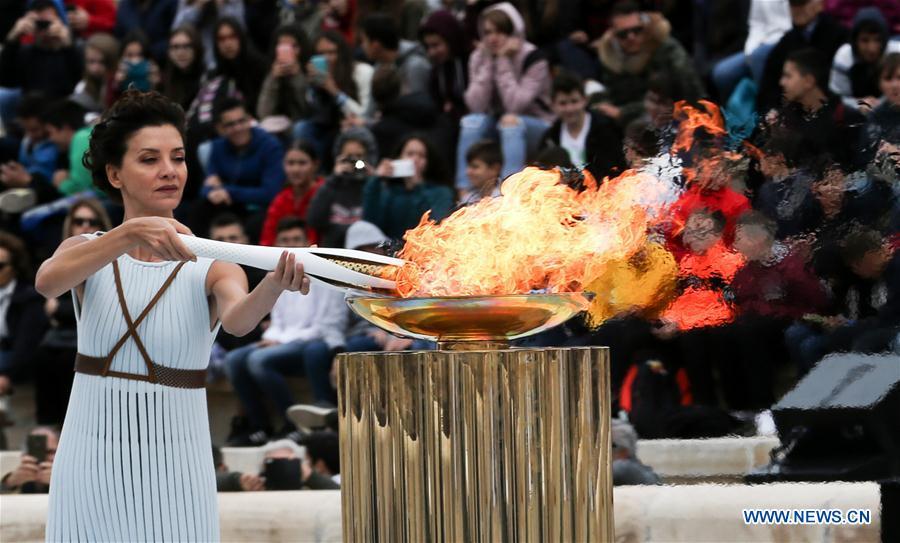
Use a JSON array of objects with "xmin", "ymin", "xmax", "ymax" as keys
[
  {"xmin": 271, "ymin": 23, "xmax": 310, "ymax": 66},
  {"xmin": 316, "ymin": 30, "xmax": 358, "ymax": 102},
  {"xmin": 83, "ymin": 90, "xmax": 186, "ymax": 202},
  {"xmin": 162, "ymin": 26, "xmax": 205, "ymax": 109},
  {"xmin": 0, "ymin": 231, "xmax": 32, "ymax": 281},
  {"xmin": 394, "ymin": 134, "xmax": 449, "ymax": 186},
  {"xmin": 879, "ymin": 52, "xmax": 900, "ymax": 80},
  {"xmin": 481, "ymin": 9, "xmax": 515, "ymax": 36},
  {"xmin": 213, "ymin": 17, "xmax": 267, "ymax": 109},
  {"xmin": 287, "ymin": 139, "xmax": 319, "ymax": 162}
]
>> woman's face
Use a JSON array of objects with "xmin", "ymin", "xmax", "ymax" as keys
[
  {"xmin": 482, "ymin": 21, "xmax": 508, "ymax": 54},
  {"xmin": 316, "ymin": 37, "xmax": 339, "ymax": 69},
  {"xmin": 122, "ymin": 42, "xmax": 144, "ymax": 64},
  {"xmin": 881, "ymin": 67, "xmax": 900, "ymax": 107},
  {"xmin": 107, "ymin": 125, "xmax": 187, "ymax": 214},
  {"xmin": 401, "ymin": 139, "xmax": 428, "ymax": 180},
  {"xmin": 85, "ymin": 46, "xmax": 108, "ymax": 78},
  {"xmin": 423, "ymin": 33, "xmax": 450, "ymax": 64},
  {"xmin": 0, "ymin": 248, "xmax": 13, "ymax": 287},
  {"xmin": 277, "ymin": 35, "xmax": 300, "ymax": 63},
  {"xmin": 168, "ymin": 32, "xmax": 195, "ymax": 70},
  {"xmin": 284, "ymin": 149, "xmax": 317, "ymax": 188},
  {"xmin": 69, "ymin": 205, "xmax": 103, "ymax": 237},
  {"xmin": 216, "ymin": 24, "xmax": 241, "ymax": 61}
]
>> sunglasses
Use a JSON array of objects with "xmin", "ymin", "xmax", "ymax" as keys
[
  {"xmin": 615, "ymin": 26, "xmax": 644, "ymax": 40},
  {"xmin": 72, "ymin": 218, "xmax": 102, "ymax": 227}
]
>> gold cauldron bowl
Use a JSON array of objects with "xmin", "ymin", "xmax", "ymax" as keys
[{"xmin": 346, "ymin": 292, "xmax": 591, "ymax": 348}]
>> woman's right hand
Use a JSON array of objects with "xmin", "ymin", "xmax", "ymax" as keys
[{"xmin": 123, "ymin": 217, "xmax": 196, "ymax": 262}]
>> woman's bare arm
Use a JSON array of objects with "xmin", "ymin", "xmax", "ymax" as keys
[
  {"xmin": 208, "ymin": 251, "xmax": 310, "ymax": 337},
  {"xmin": 35, "ymin": 217, "xmax": 195, "ymax": 299}
]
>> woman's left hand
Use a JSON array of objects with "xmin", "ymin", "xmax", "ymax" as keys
[{"xmin": 265, "ymin": 251, "xmax": 310, "ymax": 294}]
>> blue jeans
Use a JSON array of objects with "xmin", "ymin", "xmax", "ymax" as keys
[
  {"xmin": 711, "ymin": 43, "xmax": 775, "ymax": 101},
  {"xmin": 455, "ymin": 113, "xmax": 549, "ymax": 190},
  {"xmin": 224, "ymin": 339, "xmax": 335, "ymax": 430}
]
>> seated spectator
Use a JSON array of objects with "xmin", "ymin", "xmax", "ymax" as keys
[
  {"xmin": 195, "ymin": 97, "xmax": 285, "ymax": 238},
  {"xmin": 307, "ymin": 128, "xmax": 378, "ymax": 248},
  {"xmin": 757, "ymin": 0, "xmax": 848, "ymax": 113},
  {"xmin": 0, "ymin": 94, "xmax": 59, "ymax": 207},
  {"xmin": 829, "ymin": 7, "xmax": 900, "ymax": 113},
  {"xmin": 623, "ymin": 119, "xmax": 660, "ymax": 169},
  {"xmin": 42, "ymin": 99, "xmax": 93, "ymax": 197},
  {"xmin": 419, "ymin": 9, "xmax": 470, "ymax": 123},
  {"xmin": 212, "ymin": 445, "xmax": 264, "ymax": 492},
  {"xmin": 863, "ymin": 53, "xmax": 900, "ymax": 154},
  {"xmin": 261, "ymin": 439, "xmax": 340, "ymax": 489},
  {"xmin": 776, "ymin": 47, "xmax": 863, "ymax": 168},
  {"xmin": 257, "ymin": 23, "xmax": 310, "ymax": 125},
  {"xmin": 711, "ymin": 0, "xmax": 791, "ymax": 101},
  {"xmin": 611, "ymin": 419, "xmax": 660, "ymax": 486},
  {"xmin": 171, "ymin": 0, "xmax": 245, "ymax": 70},
  {"xmin": 111, "ymin": 31, "xmax": 161, "ymax": 102},
  {"xmin": 728, "ymin": 211, "xmax": 827, "ymax": 408},
  {"xmin": 591, "ymin": 0, "xmax": 704, "ymax": 128},
  {"xmin": 0, "ymin": 1, "xmax": 82, "ymax": 105},
  {"xmin": 369, "ymin": 65, "xmax": 442, "ymax": 165},
  {"xmin": 754, "ymin": 151, "xmax": 821, "ymax": 241},
  {"xmin": 113, "ymin": 0, "xmax": 177, "ymax": 63},
  {"xmin": 224, "ymin": 218, "xmax": 348, "ymax": 445},
  {"xmin": 359, "ymin": 13, "xmax": 431, "ymax": 96},
  {"xmin": 208, "ymin": 17, "xmax": 269, "ymax": 114},
  {"xmin": 297, "ymin": 30, "xmax": 374, "ymax": 165},
  {"xmin": 0, "ymin": 232, "xmax": 48, "ymax": 398},
  {"xmin": 66, "ymin": 0, "xmax": 116, "ymax": 40},
  {"xmin": 299, "ymin": 430, "xmax": 341, "ymax": 486},
  {"xmin": 34, "ymin": 199, "xmax": 111, "ymax": 426},
  {"xmin": 71, "ymin": 32, "xmax": 119, "ymax": 112},
  {"xmin": 823, "ymin": 0, "xmax": 900, "ymax": 36},
  {"xmin": 459, "ymin": 139, "xmax": 502, "ymax": 207},
  {"xmin": 365, "ymin": 135, "xmax": 455, "ymax": 239},
  {"xmin": 160, "ymin": 25, "xmax": 205, "ymax": 111},
  {"xmin": 0, "ymin": 427, "xmax": 58, "ymax": 494},
  {"xmin": 261, "ymin": 140, "xmax": 324, "ymax": 247},
  {"xmin": 539, "ymin": 71, "xmax": 625, "ymax": 182},
  {"xmin": 455, "ymin": 2, "xmax": 553, "ymax": 190}
]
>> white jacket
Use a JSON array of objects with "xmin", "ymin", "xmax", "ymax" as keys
[
  {"xmin": 262, "ymin": 280, "xmax": 348, "ymax": 349},
  {"xmin": 744, "ymin": 0, "xmax": 792, "ymax": 55},
  {"xmin": 830, "ymin": 40, "xmax": 900, "ymax": 110}
]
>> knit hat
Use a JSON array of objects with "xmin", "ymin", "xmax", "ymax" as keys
[
  {"xmin": 345, "ymin": 220, "xmax": 389, "ymax": 250},
  {"xmin": 333, "ymin": 127, "xmax": 379, "ymax": 166}
]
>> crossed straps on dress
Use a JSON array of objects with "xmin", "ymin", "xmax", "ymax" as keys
[{"xmin": 74, "ymin": 259, "xmax": 208, "ymax": 389}]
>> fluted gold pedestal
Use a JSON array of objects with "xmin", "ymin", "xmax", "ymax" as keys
[{"xmin": 336, "ymin": 346, "xmax": 613, "ymax": 542}]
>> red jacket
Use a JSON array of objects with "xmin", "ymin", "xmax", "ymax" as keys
[
  {"xmin": 260, "ymin": 179, "xmax": 324, "ymax": 246},
  {"xmin": 732, "ymin": 250, "xmax": 828, "ymax": 319},
  {"xmin": 666, "ymin": 185, "xmax": 751, "ymax": 257},
  {"xmin": 73, "ymin": 0, "xmax": 116, "ymax": 37}
]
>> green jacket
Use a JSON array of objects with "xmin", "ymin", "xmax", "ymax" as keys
[
  {"xmin": 362, "ymin": 178, "xmax": 455, "ymax": 239},
  {"xmin": 59, "ymin": 126, "xmax": 94, "ymax": 196}
]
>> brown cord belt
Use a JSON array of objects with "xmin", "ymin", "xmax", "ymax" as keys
[{"xmin": 75, "ymin": 260, "xmax": 207, "ymax": 390}]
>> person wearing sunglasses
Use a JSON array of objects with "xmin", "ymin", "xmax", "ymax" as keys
[
  {"xmin": 31, "ymin": 199, "xmax": 112, "ymax": 427},
  {"xmin": 590, "ymin": 0, "xmax": 704, "ymax": 128}
]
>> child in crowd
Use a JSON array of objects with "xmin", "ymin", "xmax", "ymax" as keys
[
  {"xmin": 459, "ymin": 140, "xmax": 503, "ymax": 206},
  {"xmin": 261, "ymin": 140, "xmax": 325, "ymax": 246}
]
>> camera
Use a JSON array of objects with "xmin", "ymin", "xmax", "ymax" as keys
[
  {"xmin": 35, "ymin": 19, "xmax": 51, "ymax": 31},
  {"xmin": 338, "ymin": 155, "xmax": 368, "ymax": 181}
]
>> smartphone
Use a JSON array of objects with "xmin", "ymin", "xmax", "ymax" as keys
[
  {"xmin": 262, "ymin": 458, "xmax": 302, "ymax": 490},
  {"xmin": 390, "ymin": 159, "xmax": 415, "ymax": 178},
  {"xmin": 276, "ymin": 43, "xmax": 295, "ymax": 65},
  {"xmin": 27, "ymin": 434, "xmax": 47, "ymax": 463},
  {"xmin": 310, "ymin": 54, "xmax": 328, "ymax": 75}
]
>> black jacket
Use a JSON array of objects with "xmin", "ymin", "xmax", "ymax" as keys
[
  {"xmin": 1, "ymin": 281, "xmax": 48, "ymax": 381},
  {"xmin": 0, "ymin": 41, "xmax": 81, "ymax": 98},
  {"xmin": 757, "ymin": 14, "xmax": 849, "ymax": 112},
  {"xmin": 306, "ymin": 174, "xmax": 367, "ymax": 248},
  {"xmin": 539, "ymin": 111, "xmax": 626, "ymax": 181},
  {"xmin": 371, "ymin": 91, "xmax": 443, "ymax": 158}
]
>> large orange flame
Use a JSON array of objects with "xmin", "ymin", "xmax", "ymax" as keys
[{"xmin": 393, "ymin": 100, "xmax": 747, "ymax": 330}]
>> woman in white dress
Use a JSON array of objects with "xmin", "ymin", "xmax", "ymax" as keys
[{"xmin": 36, "ymin": 90, "xmax": 309, "ymax": 542}]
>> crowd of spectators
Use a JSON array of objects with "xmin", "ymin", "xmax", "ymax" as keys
[{"xmin": 0, "ymin": 0, "xmax": 898, "ymax": 480}]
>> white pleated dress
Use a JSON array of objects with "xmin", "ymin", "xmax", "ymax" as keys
[{"xmin": 47, "ymin": 249, "xmax": 221, "ymax": 542}]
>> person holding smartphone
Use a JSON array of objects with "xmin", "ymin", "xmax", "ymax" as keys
[
  {"xmin": 257, "ymin": 23, "xmax": 311, "ymax": 124},
  {"xmin": 364, "ymin": 134, "xmax": 454, "ymax": 239},
  {"xmin": 0, "ymin": 427, "xmax": 59, "ymax": 494}
]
